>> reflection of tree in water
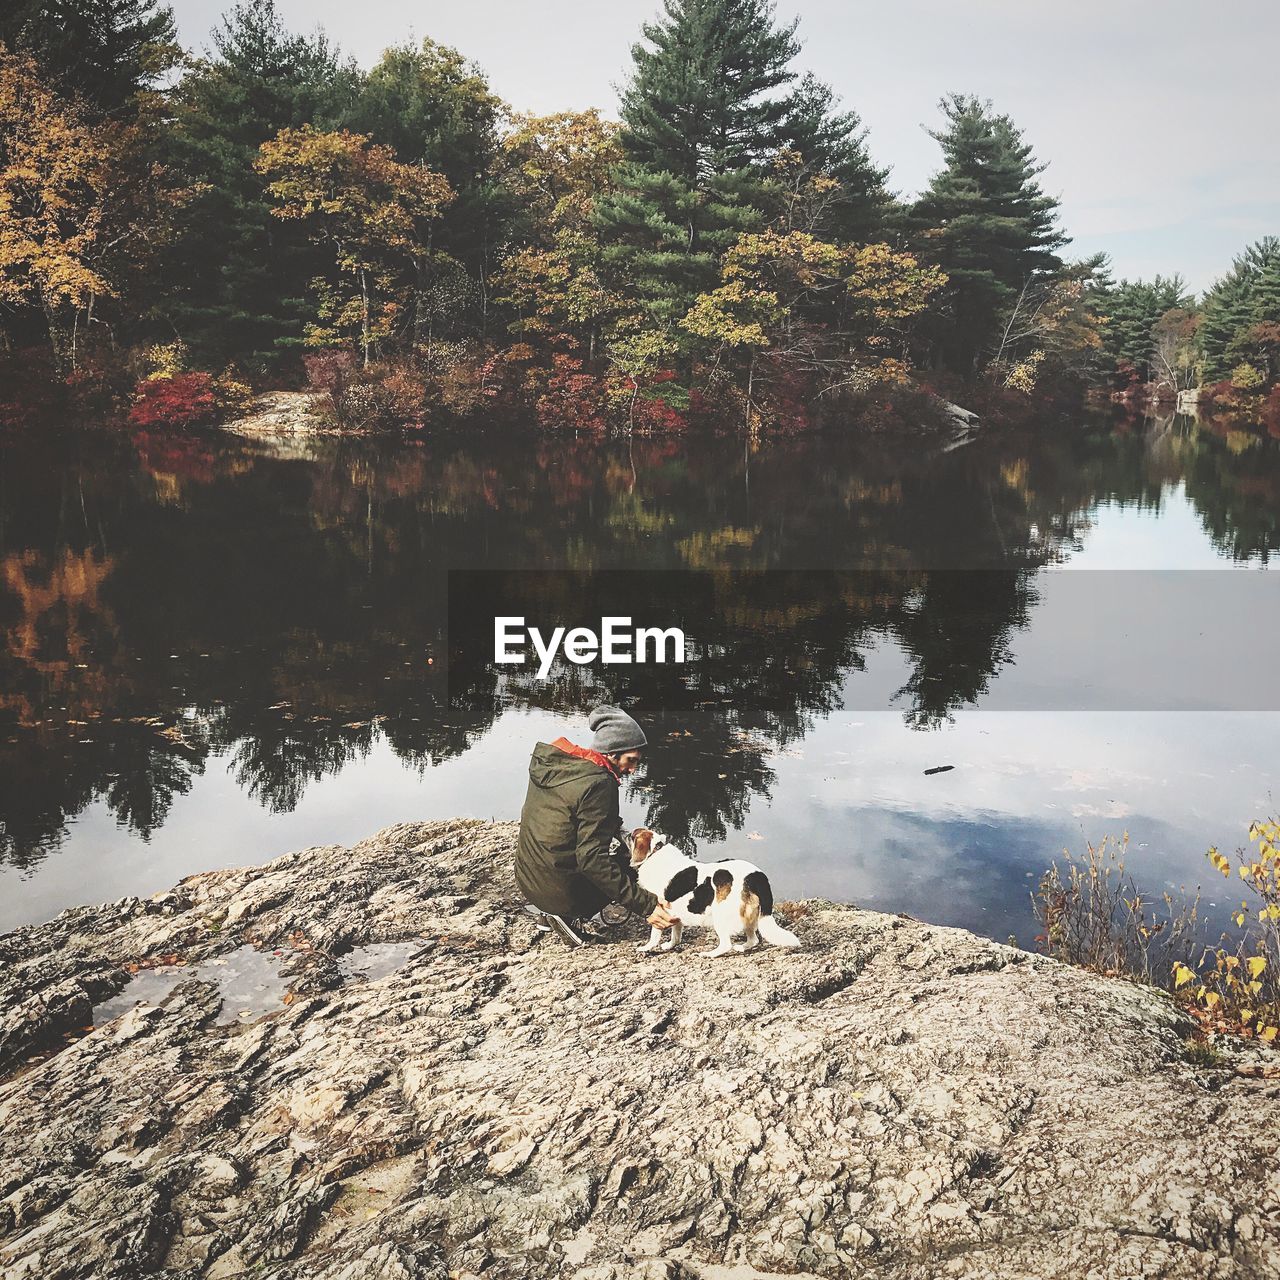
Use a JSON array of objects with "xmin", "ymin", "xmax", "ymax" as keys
[
  {"xmin": 890, "ymin": 571, "xmax": 1036, "ymax": 729},
  {"xmin": 450, "ymin": 569, "xmax": 1031, "ymax": 847},
  {"xmin": 1177, "ymin": 424, "xmax": 1280, "ymax": 564},
  {"xmin": 1, "ymin": 419, "xmax": 1277, "ymax": 870}
]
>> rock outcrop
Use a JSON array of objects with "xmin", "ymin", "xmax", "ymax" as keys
[
  {"xmin": 220, "ymin": 391, "xmax": 334, "ymax": 439},
  {"xmin": 2, "ymin": 819, "xmax": 1278, "ymax": 1280}
]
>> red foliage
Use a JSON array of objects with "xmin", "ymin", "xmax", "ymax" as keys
[
  {"xmin": 127, "ymin": 373, "xmax": 219, "ymax": 429},
  {"xmin": 303, "ymin": 349, "xmax": 355, "ymax": 399},
  {"xmin": 535, "ymin": 356, "xmax": 610, "ymax": 432},
  {"xmin": 131, "ymin": 430, "xmax": 217, "ymax": 484},
  {"xmin": 65, "ymin": 355, "xmax": 132, "ymax": 419},
  {"xmin": 629, "ymin": 391, "xmax": 686, "ymax": 433},
  {"xmin": 1261, "ymin": 386, "xmax": 1280, "ymax": 439}
]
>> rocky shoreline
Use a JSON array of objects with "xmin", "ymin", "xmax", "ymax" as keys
[
  {"xmin": 219, "ymin": 391, "xmax": 336, "ymax": 439},
  {"xmin": 2, "ymin": 819, "xmax": 1278, "ymax": 1279}
]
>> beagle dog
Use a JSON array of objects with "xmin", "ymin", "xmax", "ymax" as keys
[{"xmin": 627, "ymin": 827, "xmax": 802, "ymax": 957}]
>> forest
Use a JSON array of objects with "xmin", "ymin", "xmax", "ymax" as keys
[{"xmin": 1, "ymin": 0, "xmax": 1278, "ymax": 436}]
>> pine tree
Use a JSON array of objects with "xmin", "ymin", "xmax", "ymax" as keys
[
  {"xmin": 159, "ymin": 0, "xmax": 359, "ymax": 365},
  {"xmin": 620, "ymin": 0, "xmax": 799, "ymax": 179},
  {"xmin": 773, "ymin": 73, "xmax": 891, "ymax": 243},
  {"xmin": 0, "ymin": 0, "xmax": 179, "ymax": 117},
  {"xmin": 595, "ymin": 0, "xmax": 802, "ymax": 328},
  {"xmin": 1243, "ymin": 257, "xmax": 1280, "ymax": 382},
  {"xmin": 910, "ymin": 94, "xmax": 1067, "ymax": 374},
  {"xmin": 1094, "ymin": 275, "xmax": 1189, "ymax": 381},
  {"xmin": 1199, "ymin": 237, "xmax": 1280, "ymax": 382}
]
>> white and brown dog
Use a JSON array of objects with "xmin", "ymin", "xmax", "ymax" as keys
[{"xmin": 627, "ymin": 828, "xmax": 802, "ymax": 957}]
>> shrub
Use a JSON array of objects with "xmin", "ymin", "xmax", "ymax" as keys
[
  {"xmin": 127, "ymin": 372, "xmax": 219, "ymax": 429},
  {"xmin": 335, "ymin": 362, "xmax": 428, "ymax": 430},
  {"xmin": 1230, "ymin": 362, "xmax": 1265, "ymax": 392},
  {"xmin": 1174, "ymin": 821, "xmax": 1280, "ymax": 1044},
  {"xmin": 213, "ymin": 372, "xmax": 255, "ymax": 418},
  {"xmin": 535, "ymin": 356, "xmax": 610, "ymax": 432},
  {"xmin": 1033, "ymin": 832, "xmax": 1201, "ymax": 984},
  {"xmin": 303, "ymin": 349, "xmax": 355, "ymax": 400},
  {"xmin": 1036, "ymin": 820, "xmax": 1280, "ymax": 1047},
  {"xmin": 142, "ymin": 341, "xmax": 189, "ymax": 381}
]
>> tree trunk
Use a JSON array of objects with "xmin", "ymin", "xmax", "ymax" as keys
[
  {"xmin": 360, "ymin": 268, "xmax": 371, "ymax": 368},
  {"xmin": 40, "ymin": 294, "xmax": 71, "ymax": 375}
]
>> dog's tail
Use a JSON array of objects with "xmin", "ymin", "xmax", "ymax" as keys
[
  {"xmin": 744, "ymin": 871, "xmax": 802, "ymax": 949},
  {"xmin": 757, "ymin": 914, "xmax": 802, "ymax": 948}
]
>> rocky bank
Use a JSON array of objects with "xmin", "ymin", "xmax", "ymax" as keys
[{"xmin": 2, "ymin": 819, "xmax": 1278, "ymax": 1280}]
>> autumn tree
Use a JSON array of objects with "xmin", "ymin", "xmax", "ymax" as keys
[
  {"xmin": 502, "ymin": 110, "xmax": 623, "ymax": 242},
  {"xmin": 1150, "ymin": 307, "xmax": 1200, "ymax": 393},
  {"xmin": 348, "ymin": 38, "xmax": 512, "ymax": 327},
  {"xmin": 161, "ymin": 0, "xmax": 360, "ymax": 363},
  {"xmin": 681, "ymin": 229, "xmax": 944, "ymax": 429},
  {"xmin": 255, "ymin": 126, "xmax": 453, "ymax": 364},
  {"xmin": 495, "ymin": 112, "xmax": 630, "ymax": 365},
  {"xmin": 986, "ymin": 255, "xmax": 1107, "ymax": 392},
  {"xmin": 0, "ymin": 48, "xmax": 181, "ymax": 368},
  {"xmin": 910, "ymin": 95, "xmax": 1067, "ymax": 374}
]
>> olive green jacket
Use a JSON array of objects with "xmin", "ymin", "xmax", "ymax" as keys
[{"xmin": 516, "ymin": 742, "xmax": 658, "ymax": 919}]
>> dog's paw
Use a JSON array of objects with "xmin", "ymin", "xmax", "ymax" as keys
[
  {"xmin": 733, "ymin": 940, "xmax": 758, "ymax": 953},
  {"xmin": 699, "ymin": 948, "xmax": 732, "ymax": 958},
  {"xmin": 659, "ymin": 940, "xmax": 680, "ymax": 952},
  {"xmin": 637, "ymin": 942, "xmax": 660, "ymax": 954}
]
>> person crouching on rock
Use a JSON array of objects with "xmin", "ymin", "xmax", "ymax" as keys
[{"xmin": 517, "ymin": 704, "xmax": 674, "ymax": 948}]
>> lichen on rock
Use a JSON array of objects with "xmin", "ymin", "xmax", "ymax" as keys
[{"xmin": 1, "ymin": 818, "xmax": 1277, "ymax": 1279}]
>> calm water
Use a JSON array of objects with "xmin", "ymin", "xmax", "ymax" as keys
[{"xmin": 1, "ymin": 415, "xmax": 1277, "ymax": 942}]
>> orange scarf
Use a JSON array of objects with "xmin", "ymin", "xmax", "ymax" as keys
[{"xmin": 551, "ymin": 736, "xmax": 621, "ymax": 781}]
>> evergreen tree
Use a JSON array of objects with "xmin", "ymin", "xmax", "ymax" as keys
[
  {"xmin": 910, "ymin": 94, "xmax": 1067, "ymax": 374},
  {"xmin": 1094, "ymin": 275, "xmax": 1190, "ymax": 381},
  {"xmin": 1199, "ymin": 237, "xmax": 1280, "ymax": 382},
  {"xmin": 1243, "ymin": 257, "xmax": 1280, "ymax": 382},
  {"xmin": 347, "ymin": 39, "xmax": 513, "ymax": 333},
  {"xmin": 160, "ymin": 0, "xmax": 359, "ymax": 365},
  {"xmin": 595, "ymin": 0, "xmax": 802, "ymax": 328},
  {"xmin": 620, "ymin": 0, "xmax": 799, "ymax": 179},
  {"xmin": 773, "ymin": 73, "xmax": 891, "ymax": 243},
  {"xmin": 0, "ymin": 0, "xmax": 179, "ymax": 116}
]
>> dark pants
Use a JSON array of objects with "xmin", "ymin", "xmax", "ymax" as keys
[{"xmin": 517, "ymin": 865, "xmax": 609, "ymax": 920}]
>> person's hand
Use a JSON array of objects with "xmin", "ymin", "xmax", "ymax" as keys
[{"xmin": 647, "ymin": 900, "xmax": 675, "ymax": 930}]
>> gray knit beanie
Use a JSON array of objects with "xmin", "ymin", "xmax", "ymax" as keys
[{"xmin": 588, "ymin": 705, "xmax": 647, "ymax": 754}]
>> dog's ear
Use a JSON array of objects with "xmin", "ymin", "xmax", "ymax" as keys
[{"xmin": 630, "ymin": 828, "xmax": 654, "ymax": 862}]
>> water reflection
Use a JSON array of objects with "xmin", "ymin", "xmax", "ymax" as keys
[{"xmin": 0, "ymin": 414, "xmax": 1277, "ymax": 937}]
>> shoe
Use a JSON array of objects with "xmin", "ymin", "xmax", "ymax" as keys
[
  {"xmin": 574, "ymin": 915, "xmax": 613, "ymax": 943},
  {"xmin": 542, "ymin": 912, "xmax": 587, "ymax": 948}
]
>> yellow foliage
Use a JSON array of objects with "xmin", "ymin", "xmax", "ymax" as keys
[
  {"xmin": 1178, "ymin": 820, "xmax": 1280, "ymax": 1046},
  {"xmin": 144, "ymin": 342, "xmax": 188, "ymax": 380},
  {"xmin": 1003, "ymin": 351, "xmax": 1046, "ymax": 394},
  {"xmin": 501, "ymin": 110, "xmax": 622, "ymax": 232},
  {"xmin": 256, "ymin": 126, "xmax": 453, "ymax": 356}
]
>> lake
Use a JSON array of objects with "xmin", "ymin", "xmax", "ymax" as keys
[{"xmin": 2, "ymin": 413, "xmax": 1277, "ymax": 942}]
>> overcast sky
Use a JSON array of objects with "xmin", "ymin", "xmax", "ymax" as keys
[{"xmin": 168, "ymin": 0, "xmax": 1280, "ymax": 293}]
